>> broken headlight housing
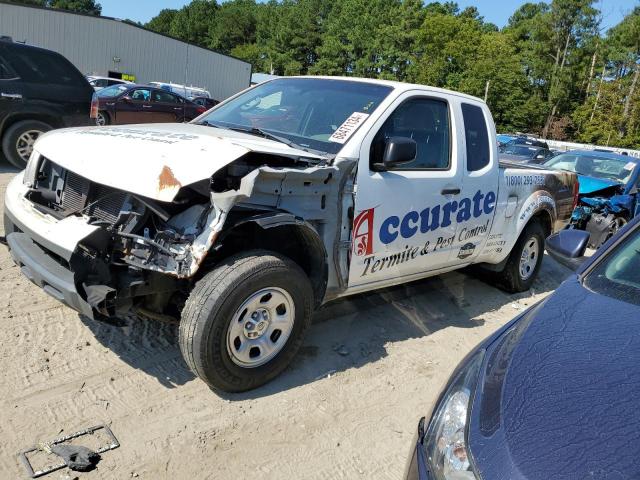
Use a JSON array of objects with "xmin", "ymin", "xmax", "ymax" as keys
[{"xmin": 423, "ymin": 350, "xmax": 484, "ymax": 480}]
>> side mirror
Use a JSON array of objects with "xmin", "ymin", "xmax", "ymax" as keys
[
  {"xmin": 373, "ymin": 137, "xmax": 417, "ymax": 171},
  {"xmin": 535, "ymin": 154, "xmax": 545, "ymax": 160},
  {"xmin": 121, "ymin": 95, "xmax": 132, "ymax": 102},
  {"xmin": 546, "ymin": 229, "xmax": 590, "ymax": 271}
]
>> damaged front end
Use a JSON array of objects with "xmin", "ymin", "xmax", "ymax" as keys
[
  {"xmin": 570, "ymin": 187, "xmax": 636, "ymax": 249},
  {"xmin": 19, "ymin": 155, "xmax": 235, "ymax": 318},
  {"xmin": 19, "ymin": 146, "xmax": 345, "ymax": 319}
]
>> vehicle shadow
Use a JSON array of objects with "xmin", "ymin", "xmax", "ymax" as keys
[
  {"xmin": 78, "ymin": 313, "xmax": 195, "ymax": 388},
  {"xmin": 78, "ymin": 254, "xmax": 572, "ymax": 394}
]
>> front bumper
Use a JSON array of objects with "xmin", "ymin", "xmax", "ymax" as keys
[{"xmin": 4, "ymin": 173, "xmax": 100, "ymax": 318}]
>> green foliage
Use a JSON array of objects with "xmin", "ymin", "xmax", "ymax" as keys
[
  {"xmin": 141, "ymin": 0, "xmax": 640, "ymax": 148},
  {"xmin": 6, "ymin": 0, "xmax": 101, "ymax": 14}
]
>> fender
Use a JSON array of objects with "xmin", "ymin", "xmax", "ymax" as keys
[{"xmin": 515, "ymin": 190, "xmax": 556, "ymax": 239}]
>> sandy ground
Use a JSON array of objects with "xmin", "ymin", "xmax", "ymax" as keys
[{"xmin": 0, "ymin": 166, "xmax": 574, "ymax": 480}]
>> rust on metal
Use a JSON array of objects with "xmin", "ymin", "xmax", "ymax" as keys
[{"xmin": 158, "ymin": 165, "xmax": 182, "ymax": 192}]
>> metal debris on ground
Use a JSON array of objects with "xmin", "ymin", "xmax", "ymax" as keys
[{"xmin": 18, "ymin": 425, "xmax": 119, "ymax": 478}]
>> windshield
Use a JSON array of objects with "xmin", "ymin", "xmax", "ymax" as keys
[
  {"xmin": 545, "ymin": 153, "xmax": 637, "ymax": 184},
  {"xmin": 97, "ymin": 84, "xmax": 129, "ymax": 98},
  {"xmin": 585, "ymin": 225, "xmax": 640, "ymax": 306},
  {"xmin": 197, "ymin": 78, "xmax": 393, "ymax": 155},
  {"xmin": 502, "ymin": 145, "xmax": 539, "ymax": 157}
]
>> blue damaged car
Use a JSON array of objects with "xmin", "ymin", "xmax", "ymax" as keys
[
  {"xmin": 544, "ymin": 150, "xmax": 640, "ymax": 248},
  {"xmin": 405, "ymin": 216, "xmax": 640, "ymax": 480}
]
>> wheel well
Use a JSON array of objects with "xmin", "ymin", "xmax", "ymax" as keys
[
  {"xmin": 206, "ymin": 220, "xmax": 328, "ymax": 307},
  {"xmin": 0, "ymin": 114, "xmax": 59, "ymax": 138},
  {"xmin": 532, "ymin": 210, "xmax": 553, "ymax": 238}
]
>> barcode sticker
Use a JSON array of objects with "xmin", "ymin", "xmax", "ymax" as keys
[{"xmin": 329, "ymin": 112, "xmax": 370, "ymax": 144}]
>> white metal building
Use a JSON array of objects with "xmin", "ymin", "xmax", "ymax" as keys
[{"xmin": 0, "ymin": 1, "xmax": 252, "ymax": 101}]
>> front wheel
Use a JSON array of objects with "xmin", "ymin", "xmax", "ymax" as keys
[
  {"xmin": 496, "ymin": 220, "xmax": 545, "ymax": 293},
  {"xmin": 179, "ymin": 250, "xmax": 314, "ymax": 392}
]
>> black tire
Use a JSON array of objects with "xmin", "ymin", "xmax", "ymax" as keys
[
  {"xmin": 1, "ymin": 120, "xmax": 52, "ymax": 168},
  {"xmin": 179, "ymin": 250, "xmax": 314, "ymax": 392},
  {"xmin": 96, "ymin": 111, "xmax": 110, "ymax": 126},
  {"xmin": 495, "ymin": 220, "xmax": 545, "ymax": 293}
]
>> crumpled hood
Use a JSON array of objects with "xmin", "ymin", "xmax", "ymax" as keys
[
  {"xmin": 33, "ymin": 123, "xmax": 324, "ymax": 202},
  {"xmin": 578, "ymin": 174, "xmax": 621, "ymax": 195},
  {"xmin": 470, "ymin": 278, "xmax": 640, "ymax": 479}
]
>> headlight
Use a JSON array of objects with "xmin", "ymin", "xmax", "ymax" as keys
[{"xmin": 423, "ymin": 350, "xmax": 484, "ymax": 480}]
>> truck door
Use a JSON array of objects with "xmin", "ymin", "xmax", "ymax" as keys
[
  {"xmin": 449, "ymin": 102, "xmax": 500, "ymax": 266},
  {"xmin": 348, "ymin": 93, "xmax": 463, "ymax": 288}
]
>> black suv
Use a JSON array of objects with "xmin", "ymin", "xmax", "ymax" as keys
[{"xmin": 0, "ymin": 39, "xmax": 93, "ymax": 168}]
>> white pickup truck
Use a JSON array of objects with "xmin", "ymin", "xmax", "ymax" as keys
[{"xmin": 4, "ymin": 77, "xmax": 578, "ymax": 392}]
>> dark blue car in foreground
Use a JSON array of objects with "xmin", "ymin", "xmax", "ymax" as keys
[{"xmin": 405, "ymin": 217, "xmax": 640, "ymax": 479}]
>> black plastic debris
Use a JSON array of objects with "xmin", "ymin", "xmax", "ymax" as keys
[{"xmin": 50, "ymin": 444, "xmax": 100, "ymax": 472}]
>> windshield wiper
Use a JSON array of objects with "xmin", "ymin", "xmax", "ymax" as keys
[
  {"xmin": 227, "ymin": 126, "xmax": 300, "ymax": 149},
  {"xmin": 197, "ymin": 122, "xmax": 331, "ymax": 159}
]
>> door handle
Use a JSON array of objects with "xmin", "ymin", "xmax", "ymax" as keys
[
  {"xmin": 173, "ymin": 107, "xmax": 182, "ymax": 110},
  {"xmin": 142, "ymin": 105, "xmax": 152, "ymax": 108},
  {"xmin": 1, "ymin": 92, "xmax": 22, "ymax": 99},
  {"xmin": 441, "ymin": 188, "xmax": 461, "ymax": 195}
]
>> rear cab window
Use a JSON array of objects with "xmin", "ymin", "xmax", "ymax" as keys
[{"xmin": 462, "ymin": 103, "xmax": 490, "ymax": 172}]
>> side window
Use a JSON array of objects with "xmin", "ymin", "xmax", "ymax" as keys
[
  {"xmin": 7, "ymin": 48, "xmax": 85, "ymax": 86},
  {"xmin": 152, "ymin": 90, "xmax": 178, "ymax": 103},
  {"xmin": 0, "ymin": 55, "xmax": 17, "ymax": 80},
  {"xmin": 370, "ymin": 98, "xmax": 450, "ymax": 170},
  {"xmin": 461, "ymin": 103, "xmax": 490, "ymax": 172},
  {"xmin": 130, "ymin": 89, "xmax": 151, "ymax": 101}
]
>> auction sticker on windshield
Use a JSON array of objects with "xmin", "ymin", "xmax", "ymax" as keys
[{"xmin": 329, "ymin": 112, "xmax": 369, "ymax": 144}]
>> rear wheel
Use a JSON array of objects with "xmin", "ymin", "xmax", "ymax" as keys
[
  {"xmin": 1, "ymin": 120, "xmax": 52, "ymax": 168},
  {"xmin": 179, "ymin": 250, "xmax": 313, "ymax": 392},
  {"xmin": 96, "ymin": 111, "xmax": 110, "ymax": 126},
  {"xmin": 496, "ymin": 220, "xmax": 545, "ymax": 293}
]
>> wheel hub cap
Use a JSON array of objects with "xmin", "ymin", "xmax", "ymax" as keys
[
  {"xmin": 226, "ymin": 287, "xmax": 295, "ymax": 368},
  {"xmin": 519, "ymin": 236, "xmax": 539, "ymax": 281},
  {"xmin": 16, "ymin": 130, "xmax": 42, "ymax": 162}
]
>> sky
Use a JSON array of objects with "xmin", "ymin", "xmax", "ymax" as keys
[{"xmin": 100, "ymin": 0, "xmax": 637, "ymax": 31}]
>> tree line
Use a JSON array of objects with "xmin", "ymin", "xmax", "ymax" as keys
[
  {"xmin": 144, "ymin": 0, "xmax": 639, "ymax": 148},
  {"xmin": 7, "ymin": 0, "xmax": 639, "ymax": 148}
]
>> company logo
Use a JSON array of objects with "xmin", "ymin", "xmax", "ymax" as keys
[
  {"xmin": 457, "ymin": 242, "xmax": 476, "ymax": 259},
  {"xmin": 379, "ymin": 190, "xmax": 496, "ymax": 244},
  {"xmin": 353, "ymin": 208, "xmax": 375, "ymax": 256}
]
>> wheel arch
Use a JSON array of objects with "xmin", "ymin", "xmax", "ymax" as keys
[
  {"xmin": 0, "ymin": 113, "xmax": 60, "ymax": 138},
  {"xmin": 207, "ymin": 212, "xmax": 328, "ymax": 308}
]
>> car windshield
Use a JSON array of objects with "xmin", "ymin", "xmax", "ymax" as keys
[
  {"xmin": 97, "ymin": 84, "xmax": 129, "ymax": 98},
  {"xmin": 502, "ymin": 145, "xmax": 539, "ymax": 157},
  {"xmin": 545, "ymin": 153, "xmax": 637, "ymax": 184},
  {"xmin": 585, "ymin": 225, "xmax": 640, "ymax": 306},
  {"xmin": 197, "ymin": 78, "xmax": 393, "ymax": 155}
]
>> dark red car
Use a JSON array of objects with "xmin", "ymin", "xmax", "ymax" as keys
[{"xmin": 90, "ymin": 84, "xmax": 206, "ymax": 126}]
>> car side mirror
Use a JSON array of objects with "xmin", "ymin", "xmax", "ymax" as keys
[
  {"xmin": 535, "ymin": 154, "xmax": 545, "ymax": 159},
  {"xmin": 121, "ymin": 95, "xmax": 132, "ymax": 102},
  {"xmin": 373, "ymin": 137, "xmax": 417, "ymax": 171},
  {"xmin": 546, "ymin": 229, "xmax": 590, "ymax": 271}
]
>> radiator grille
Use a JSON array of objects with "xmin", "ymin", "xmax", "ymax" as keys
[{"xmin": 60, "ymin": 170, "xmax": 126, "ymax": 224}]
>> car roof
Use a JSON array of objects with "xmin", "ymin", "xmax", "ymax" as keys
[
  {"xmin": 559, "ymin": 149, "xmax": 637, "ymax": 162},
  {"xmin": 275, "ymin": 75, "xmax": 486, "ymax": 104}
]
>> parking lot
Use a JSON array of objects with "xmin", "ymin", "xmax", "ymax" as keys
[{"xmin": 0, "ymin": 167, "xmax": 573, "ymax": 479}]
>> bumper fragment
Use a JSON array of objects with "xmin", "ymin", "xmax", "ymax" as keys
[{"xmin": 6, "ymin": 232, "xmax": 94, "ymax": 318}]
